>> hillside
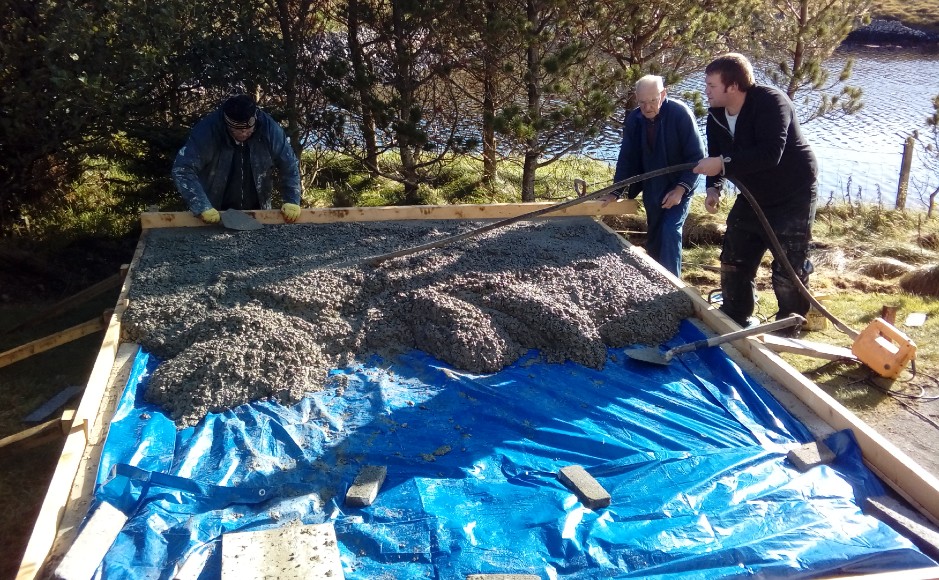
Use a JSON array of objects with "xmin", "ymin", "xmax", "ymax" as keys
[{"xmin": 873, "ymin": 0, "xmax": 939, "ymax": 33}]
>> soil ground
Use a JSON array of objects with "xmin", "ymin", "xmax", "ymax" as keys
[
  {"xmin": 0, "ymin": 236, "xmax": 136, "ymax": 580},
  {"xmin": 0, "ymin": 226, "xmax": 937, "ymax": 579}
]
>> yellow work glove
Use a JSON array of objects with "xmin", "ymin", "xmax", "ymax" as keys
[
  {"xmin": 200, "ymin": 208, "xmax": 220, "ymax": 224},
  {"xmin": 281, "ymin": 202, "xmax": 301, "ymax": 223}
]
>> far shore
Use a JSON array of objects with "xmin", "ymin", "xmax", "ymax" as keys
[{"xmin": 844, "ymin": 18, "xmax": 939, "ymax": 48}]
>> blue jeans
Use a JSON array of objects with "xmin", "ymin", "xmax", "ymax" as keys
[
  {"xmin": 719, "ymin": 186, "xmax": 817, "ymax": 326},
  {"xmin": 643, "ymin": 190, "xmax": 691, "ymax": 277}
]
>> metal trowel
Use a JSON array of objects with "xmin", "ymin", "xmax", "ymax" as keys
[
  {"xmin": 626, "ymin": 314, "xmax": 805, "ymax": 366},
  {"xmin": 220, "ymin": 209, "xmax": 264, "ymax": 231}
]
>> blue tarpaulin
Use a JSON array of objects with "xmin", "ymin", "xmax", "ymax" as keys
[{"xmin": 91, "ymin": 320, "xmax": 935, "ymax": 578}]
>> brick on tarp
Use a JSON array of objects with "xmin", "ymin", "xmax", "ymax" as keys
[
  {"xmin": 787, "ymin": 440, "xmax": 835, "ymax": 472},
  {"xmin": 557, "ymin": 465, "xmax": 611, "ymax": 510},
  {"xmin": 345, "ymin": 465, "xmax": 387, "ymax": 507}
]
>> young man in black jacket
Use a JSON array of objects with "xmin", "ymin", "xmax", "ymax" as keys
[{"xmin": 693, "ymin": 53, "xmax": 818, "ymax": 331}]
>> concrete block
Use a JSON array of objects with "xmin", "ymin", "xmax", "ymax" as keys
[
  {"xmin": 865, "ymin": 495, "xmax": 939, "ymax": 562},
  {"xmin": 345, "ymin": 465, "xmax": 387, "ymax": 507},
  {"xmin": 787, "ymin": 440, "xmax": 835, "ymax": 472},
  {"xmin": 467, "ymin": 575, "xmax": 540, "ymax": 580},
  {"xmin": 55, "ymin": 501, "xmax": 128, "ymax": 580},
  {"xmin": 172, "ymin": 543, "xmax": 214, "ymax": 580},
  {"xmin": 557, "ymin": 465, "xmax": 611, "ymax": 510},
  {"xmin": 221, "ymin": 521, "xmax": 343, "ymax": 579}
]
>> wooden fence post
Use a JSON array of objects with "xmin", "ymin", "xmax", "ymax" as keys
[{"xmin": 896, "ymin": 135, "xmax": 915, "ymax": 210}]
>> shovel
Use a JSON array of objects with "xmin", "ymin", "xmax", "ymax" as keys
[
  {"xmin": 220, "ymin": 209, "xmax": 264, "ymax": 231},
  {"xmin": 626, "ymin": 314, "xmax": 805, "ymax": 366}
]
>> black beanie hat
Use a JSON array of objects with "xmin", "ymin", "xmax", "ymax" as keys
[{"xmin": 223, "ymin": 95, "xmax": 258, "ymax": 125}]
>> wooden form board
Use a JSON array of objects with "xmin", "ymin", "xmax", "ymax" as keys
[
  {"xmin": 0, "ymin": 417, "xmax": 66, "ymax": 451},
  {"xmin": 3, "ymin": 272, "xmax": 122, "ymax": 335},
  {"xmin": 758, "ymin": 333, "xmax": 858, "ymax": 361},
  {"xmin": 16, "ymin": 235, "xmax": 146, "ymax": 580},
  {"xmin": 17, "ymin": 206, "xmax": 939, "ymax": 579},
  {"xmin": 140, "ymin": 199, "xmax": 638, "ymax": 229}
]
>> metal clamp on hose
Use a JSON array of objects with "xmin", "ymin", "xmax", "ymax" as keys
[{"xmin": 573, "ymin": 179, "xmax": 588, "ymax": 198}]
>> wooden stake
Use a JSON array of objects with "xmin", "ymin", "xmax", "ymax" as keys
[
  {"xmin": 2, "ymin": 273, "xmax": 122, "ymax": 335},
  {"xmin": 0, "ymin": 316, "xmax": 106, "ymax": 369},
  {"xmin": 897, "ymin": 135, "xmax": 915, "ymax": 210}
]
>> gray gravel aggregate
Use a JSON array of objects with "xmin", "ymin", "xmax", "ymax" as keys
[{"xmin": 122, "ymin": 218, "xmax": 693, "ymax": 426}]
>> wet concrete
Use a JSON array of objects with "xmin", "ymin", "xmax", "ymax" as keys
[{"xmin": 122, "ymin": 218, "xmax": 693, "ymax": 426}]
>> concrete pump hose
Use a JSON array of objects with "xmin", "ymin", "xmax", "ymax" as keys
[
  {"xmin": 366, "ymin": 162, "xmax": 699, "ymax": 267},
  {"xmin": 730, "ymin": 179, "xmax": 860, "ymax": 340}
]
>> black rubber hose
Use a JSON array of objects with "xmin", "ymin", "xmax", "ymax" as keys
[{"xmin": 366, "ymin": 162, "xmax": 698, "ymax": 266}]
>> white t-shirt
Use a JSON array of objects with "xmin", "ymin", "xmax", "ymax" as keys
[{"xmin": 726, "ymin": 111, "xmax": 739, "ymax": 137}]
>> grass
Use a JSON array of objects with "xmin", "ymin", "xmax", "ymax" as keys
[
  {"xmin": 873, "ymin": 0, "xmax": 939, "ymax": 32},
  {"xmin": 299, "ymin": 151, "xmax": 616, "ymax": 210},
  {"xmin": 7, "ymin": 159, "xmax": 148, "ymax": 248}
]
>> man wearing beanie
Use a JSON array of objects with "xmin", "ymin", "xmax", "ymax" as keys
[{"xmin": 173, "ymin": 94, "xmax": 303, "ymax": 224}]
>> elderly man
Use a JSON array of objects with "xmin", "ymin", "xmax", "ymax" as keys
[
  {"xmin": 693, "ymin": 53, "xmax": 818, "ymax": 330},
  {"xmin": 173, "ymin": 94, "xmax": 303, "ymax": 224},
  {"xmin": 605, "ymin": 75, "xmax": 704, "ymax": 277}
]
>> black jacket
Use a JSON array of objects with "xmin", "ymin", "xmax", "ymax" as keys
[{"xmin": 705, "ymin": 85, "xmax": 817, "ymax": 211}]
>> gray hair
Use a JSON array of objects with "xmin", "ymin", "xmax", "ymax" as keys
[{"xmin": 635, "ymin": 75, "xmax": 665, "ymax": 92}]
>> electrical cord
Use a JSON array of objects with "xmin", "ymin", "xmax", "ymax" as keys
[
  {"xmin": 731, "ymin": 179, "xmax": 939, "ymax": 419},
  {"xmin": 805, "ymin": 357, "xmax": 939, "ymax": 403},
  {"xmin": 866, "ymin": 360, "xmax": 939, "ymax": 402}
]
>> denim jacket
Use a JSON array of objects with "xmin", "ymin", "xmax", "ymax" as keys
[
  {"xmin": 613, "ymin": 97, "xmax": 704, "ymax": 199},
  {"xmin": 172, "ymin": 108, "xmax": 301, "ymax": 215}
]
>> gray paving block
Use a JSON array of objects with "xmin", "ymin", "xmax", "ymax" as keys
[
  {"xmin": 221, "ymin": 522, "xmax": 343, "ymax": 579},
  {"xmin": 345, "ymin": 465, "xmax": 387, "ymax": 507},
  {"xmin": 55, "ymin": 501, "xmax": 127, "ymax": 580},
  {"xmin": 865, "ymin": 495, "xmax": 939, "ymax": 562},
  {"xmin": 557, "ymin": 465, "xmax": 611, "ymax": 510},
  {"xmin": 466, "ymin": 575, "xmax": 540, "ymax": 580},
  {"xmin": 787, "ymin": 440, "xmax": 835, "ymax": 472}
]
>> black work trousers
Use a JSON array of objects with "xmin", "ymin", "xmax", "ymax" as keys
[{"xmin": 719, "ymin": 185, "xmax": 817, "ymax": 327}]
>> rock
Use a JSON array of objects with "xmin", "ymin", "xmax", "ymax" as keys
[
  {"xmin": 845, "ymin": 19, "xmax": 938, "ymax": 46},
  {"xmin": 899, "ymin": 264, "xmax": 939, "ymax": 297},
  {"xmin": 857, "ymin": 257, "xmax": 915, "ymax": 280}
]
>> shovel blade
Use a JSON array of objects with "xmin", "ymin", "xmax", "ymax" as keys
[
  {"xmin": 625, "ymin": 347, "xmax": 672, "ymax": 366},
  {"xmin": 220, "ymin": 209, "xmax": 264, "ymax": 231}
]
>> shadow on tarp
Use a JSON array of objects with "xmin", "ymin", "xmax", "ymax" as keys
[{"xmin": 89, "ymin": 320, "xmax": 936, "ymax": 579}]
